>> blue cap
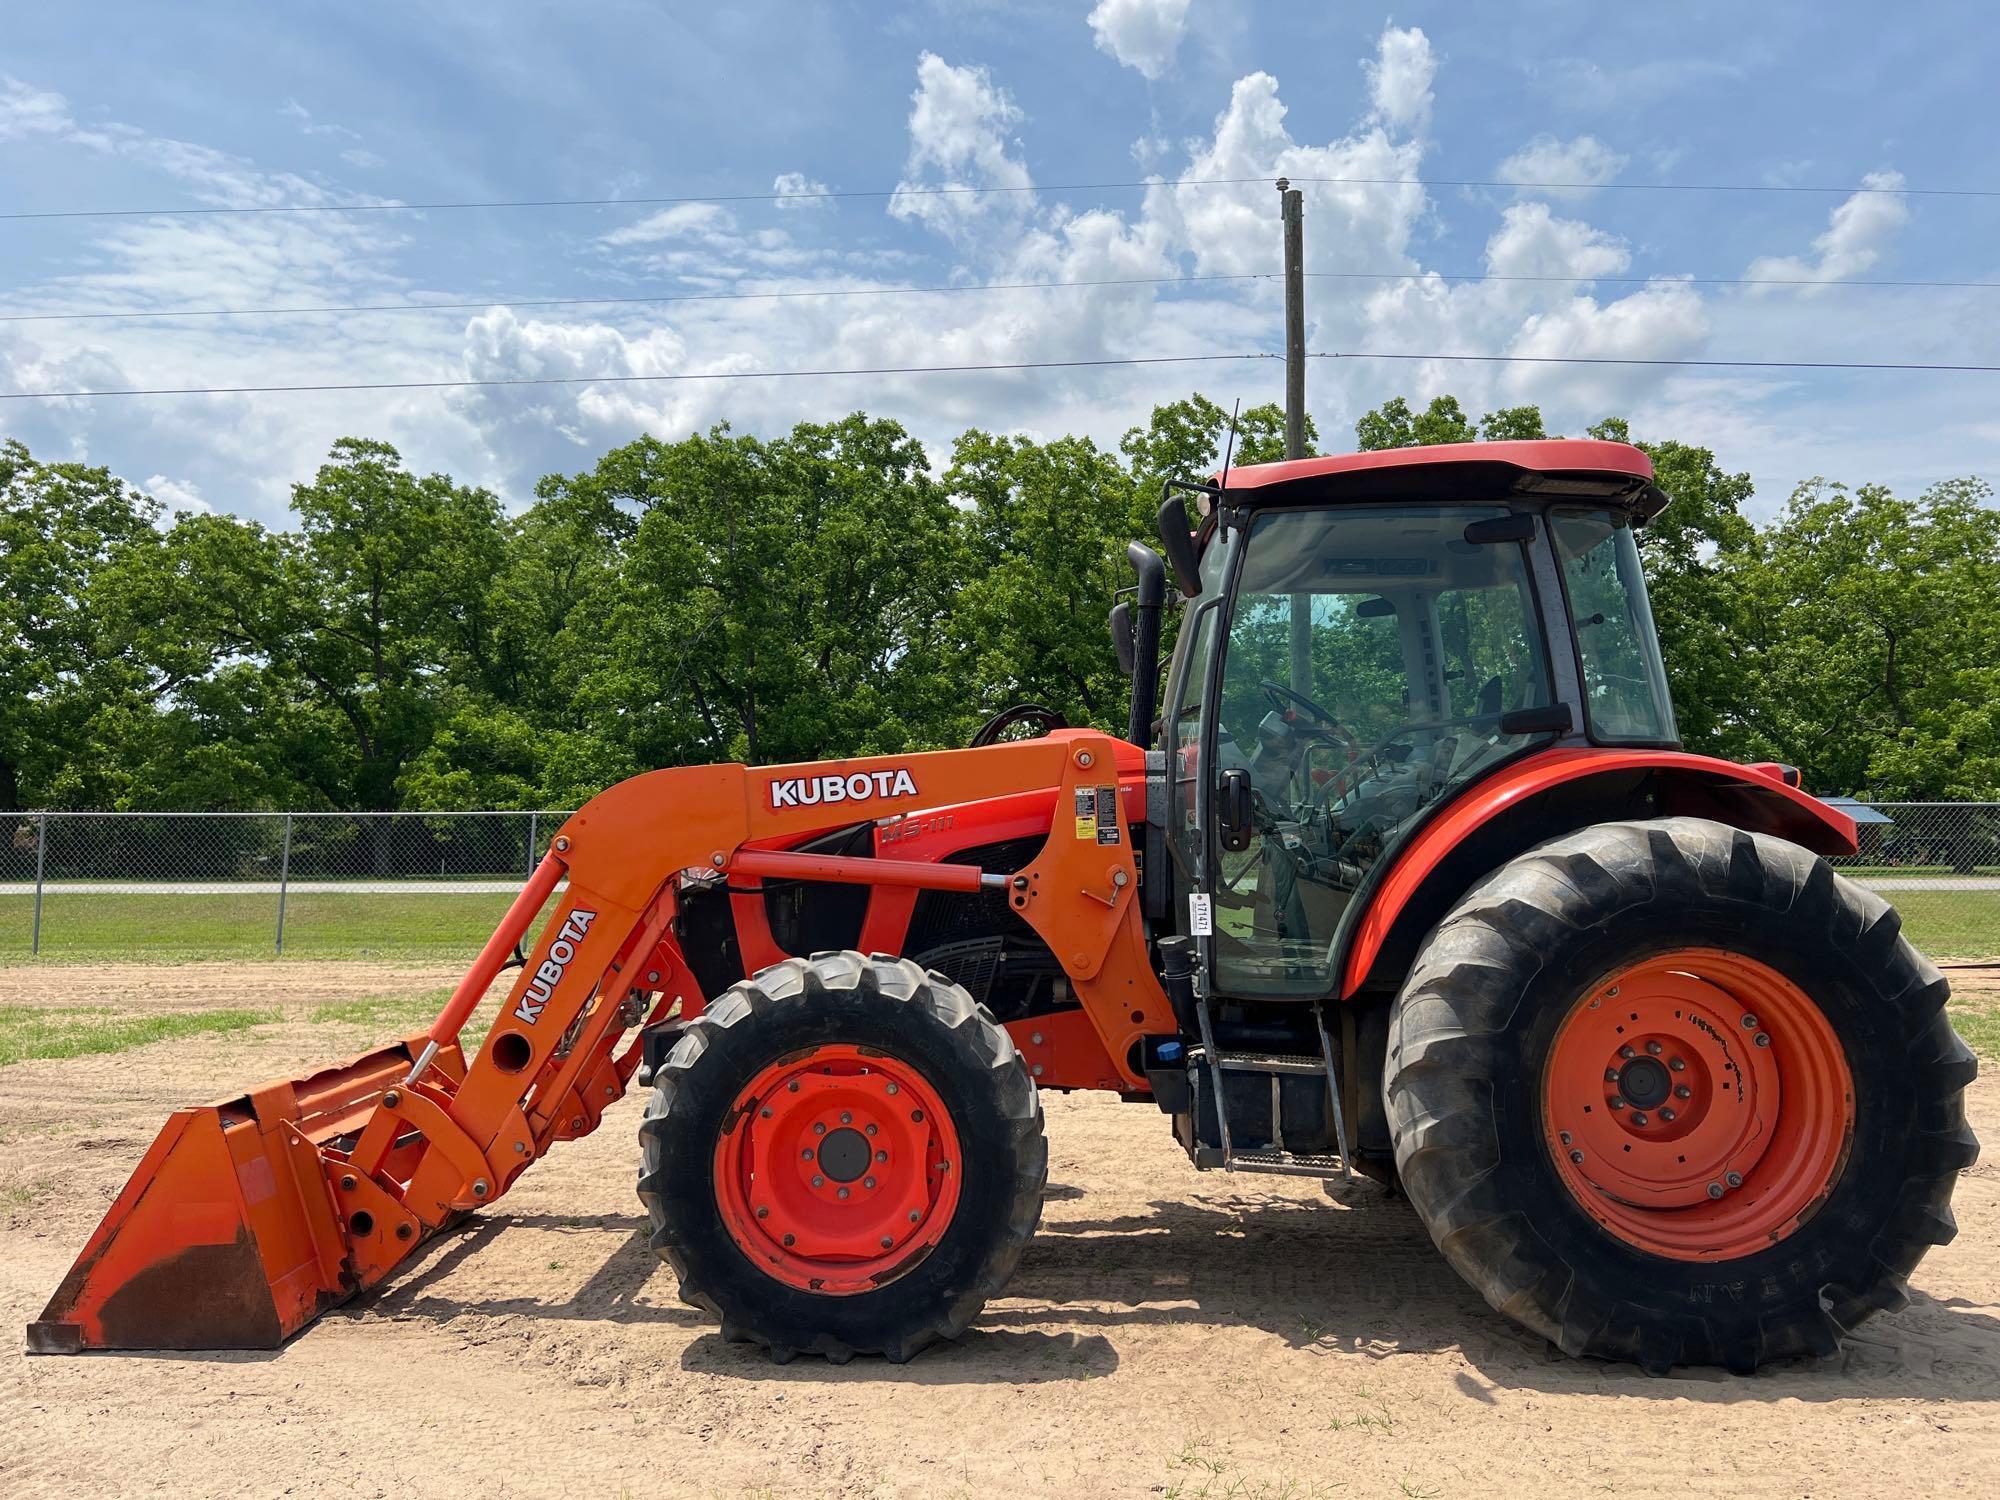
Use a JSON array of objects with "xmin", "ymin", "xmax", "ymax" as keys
[{"xmin": 1155, "ymin": 1040, "xmax": 1184, "ymax": 1064}]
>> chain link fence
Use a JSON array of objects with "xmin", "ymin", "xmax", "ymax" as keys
[
  {"xmin": 0, "ymin": 812, "xmax": 571, "ymax": 960},
  {"xmin": 1824, "ymin": 802, "xmax": 2000, "ymax": 963},
  {"xmin": 1, "ymin": 802, "xmax": 1996, "ymax": 964}
]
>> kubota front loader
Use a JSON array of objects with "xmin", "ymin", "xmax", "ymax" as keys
[{"xmin": 31, "ymin": 439, "xmax": 1979, "ymax": 1373}]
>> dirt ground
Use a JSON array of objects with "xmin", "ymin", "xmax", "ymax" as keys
[{"xmin": 3, "ymin": 964, "xmax": 1998, "ymax": 1500}]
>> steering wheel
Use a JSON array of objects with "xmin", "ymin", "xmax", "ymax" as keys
[
  {"xmin": 1259, "ymin": 680, "xmax": 1352, "ymax": 745},
  {"xmin": 969, "ymin": 702, "xmax": 1068, "ymax": 747},
  {"xmin": 1313, "ymin": 710, "xmax": 1509, "ymax": 808}
]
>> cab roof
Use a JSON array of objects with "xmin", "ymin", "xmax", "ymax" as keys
[{"xmin": 1207, "ymin": 438, "xmax": 1667, "ymax": 519}]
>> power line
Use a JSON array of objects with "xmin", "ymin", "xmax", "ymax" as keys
[
  {"xmin": 10, "ymin": 267, "xmax": 1999, "ymax": 327},
  {"xmin": 9, "ymin": 347, "xmax": 2000, "ymax": 403},
  {"xmin": 0, "ymin": 351, "xmax": 1278, "ymax": 400},
  {"xmin": 5, "ymin": 173, "xmax": 1994, "ymax": 222},
  {"xmin": 1311, "ymin": 352, "xmax": 2000, "ymax": 374},
  {"xmin": 0, "ymin": 272, "xmax": 1276, "ymax": 323}
]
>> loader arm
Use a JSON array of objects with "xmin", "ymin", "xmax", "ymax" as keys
[{"xmin": 30, "ymin": 732, "xmax": 1173, "ymax": 1352}]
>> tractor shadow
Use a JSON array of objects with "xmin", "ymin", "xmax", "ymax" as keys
[
  {"xmin": 353, "ymin": 1209, "xmax": 1117, "ymax": 1385},
  {"xmin": 349, "ymin": 1191, "xmax": 2000, "ymax": 1398},
  {"xmin": 986, "ymin": 1185, "xmax": 2000, "ymax": 1402}
]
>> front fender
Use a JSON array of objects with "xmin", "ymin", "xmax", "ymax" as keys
[{"xmin": 1339, "ymin": 749, "xmax": 1858, "ymax": 997}]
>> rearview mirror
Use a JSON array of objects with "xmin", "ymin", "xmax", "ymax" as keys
[
  {"xmin": 1355, "ymin": 596, "xmax": 1396, "ymax": 618},
  {"xmin": 1464, "ymin": 513, "xmax": 1536, "ymax": 545},
  {"xmin": 1497, "ymin": 704, "xmax": 1572, "ymax": 736}
]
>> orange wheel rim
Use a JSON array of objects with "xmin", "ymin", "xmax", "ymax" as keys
[
  {"xmin": 1541, "ymin": 948, "xmax": 1854, "ymax": 1261},
  {"xmin": 713, "ymin": 1044, "xmax": 962, "ymax": 1294}
]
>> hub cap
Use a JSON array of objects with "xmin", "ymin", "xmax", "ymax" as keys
[
  {"xmin": 1541, "ymin": 948, "xmax": 1854, "ymax": 1261},
  {"xmin": 712, "ymin": 1044, "xmax": 962, "ymax": 1294}
]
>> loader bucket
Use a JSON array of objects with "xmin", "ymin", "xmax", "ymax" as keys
[{"xmin": 26, "ymin": 1035, "xmax": 463, "ymax": 1353}]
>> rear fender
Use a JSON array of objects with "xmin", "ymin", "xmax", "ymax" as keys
[{"xmin": 1340, "ymin": 749, "xmax": 1858, "ymax": 998}]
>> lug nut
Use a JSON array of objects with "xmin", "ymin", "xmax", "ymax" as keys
[
  {"xmin": 813, "ymin": 1121, "xmax": 826, "ymax": 1135},
  {"xmin": 1725, "ymin": 1171, "xmax": 1743, "ymax": 1188},
  {"xmin": 875, "ymin": 1149, "xmax": 888, "ymax": 1162},
  {"xmin": 1569, "ymin": 1149, "xmax": 1585, "ymax": 1164},
  {"xmin": 1708, "ymin": 1182, "xmax": 1726, "ymax": 1199},
  {"xmin": 801, "ymin": 1148, "xmax": 814, "ymax": 1160},
  {"xmin": 783, "ymin": 1233, "xmax": 796, "ymax": 1246},
  {"xmin": 1619, "ymin": 1045, "xmax": 1637, "ymax": 1060},
  {"xmin": 756, "ymin": 1206, "xmax": 769, "ymax": 1219},
  {"xmin": 837, "ymin": 1187, "xmax": 850, "ymax": 1200},
  {"xmin": 880, "ymin": 1236, "xmax": 894, "ymax": 1249},
  {"xmin": 787, "ymin": 1080, "xmax": 799, "ymax": 1092},
  {"xmin": 1609, "ymin": 1097, "xmax": 1626, "ymax": 1110},
  {"xmin": 1645, "ymin": 1040, "xmax": 1663, "ymax": 1056},
  {"xmin": 865, "ymin": 1123, "xmax": 878, "ymax": 1136},
  {"xmin": 840, "ymin": 1111, "xmax": 852, "ymax": 1125},
  {"xmin": 863, "ymin": 1176, "xmax": 876, "ymax": 1190},
  {"xmin": 1754, "ymin": 1033, "xmax": 1770, "ymax": 1049},
  {"xmin": 909, "ymin": 1210, "xmax": 921, "ymax": 1223},
  {"xmin": 911, "ymin": 1109, "xmax": 925, "ymax": 1123},
  {"xmin": 1630, "ymin": 1112, "xmax": 1649, "ymax": 1126},
  {"xmin": 1659, "ymin": 1108, "xmax": 1676, "ymax": 1123},
  {"xmin": 1674, "ymin": 1084, "xmax": 1692, "ymax": 1100},
  {"xmin": 1604, "ymin": 1068, "xmax": 1619, "ymax": 1082},
  {"xmin": 1669, "ymin": 1057, "xmax": 1686, "ymax": 1072},
  {"xmin": 759, "ymin": 1107, "xmax": 772, "ymax": 1119},
  {"xmin": 886, "ymin": 1083, "xmax": 900, "ymax": 1096},
  {"xmin": 812, "ymin": 1175, "xmax": 825, "ymax": 1188},
  {"xmin": 1741, "ymin": 1014, "xmax": 1758, "ymax": 1030},
  {"xmin": 1559, "ymin": 1131, "xmax": 1572, "ymax": 1145}
]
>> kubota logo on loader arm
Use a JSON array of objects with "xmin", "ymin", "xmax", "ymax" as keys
[
  {"xmin": 513, "ymin": 908, "xmax": 597, "ymax": 1025},
  {"xmin": 769, "ymin": 768, "xmax": 918, "ymax": 809}
]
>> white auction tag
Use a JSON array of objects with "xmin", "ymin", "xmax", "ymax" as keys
[{"xmin": 1188, "ymin": 892, "xmax": 1214, "ymax": 936}]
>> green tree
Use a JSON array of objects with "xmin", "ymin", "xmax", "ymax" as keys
[
  {"xmin": 118, "ymin": 439, "xmax": 509, "ymax": 825},
  {"xmin": 0, "ymin": 440, "xmax": 159, "ymax": 810},
  {"xmin": 553, "ymin": 415, "xmax": 962, "ymax": 780},
  {"xmin": 1354, "ymin": 394, "xmax": 1476, "ymax": 450},
  {"xmin": 1734, "ymin": 477, "xmax": 2000, "ymax": 800}
]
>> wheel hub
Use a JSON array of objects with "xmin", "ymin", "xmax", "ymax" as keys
[
  {"xmin": 1543, "ymin": 948, "xmax": 1854, "ymax": 1261},
  {"xmin": 712, "ymin": 1044, "xmax": 962, "ymax": 1294}
]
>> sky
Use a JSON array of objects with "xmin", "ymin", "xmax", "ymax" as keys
[{"xmin": 2, "ymin": 1, "xmax": 1997, "ymax": 527}]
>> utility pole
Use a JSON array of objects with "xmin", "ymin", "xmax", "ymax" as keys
[{"xmin": 1278, "ymin": 177, "xmax": 1312, "ymax": 693}]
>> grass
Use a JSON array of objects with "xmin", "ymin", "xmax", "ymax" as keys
[
  {"xmin": 308, "ymin": 987, "xmax": 454, "ymax": 1029},
  {"xmin": 1892, "ymin": 891, "xmax": 2000, "ymax": 961},
  {"xmin": 0, "ymin": 1003, "xmax": 278, "ymax": 1066},
  {"xmin": 1949, "ymin": 999, "xmax": 2000, "ymax": 1064},
  {"xmin": 0, "ymin": 889, "xmax": 555, "ymax": 963}
]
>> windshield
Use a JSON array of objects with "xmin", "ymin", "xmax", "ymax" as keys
[
  {"xmin": 1550, "ymin": 509, "xmax": 1677, "ymax": 744},
  {"xmin": 1206, "ymin": 505, "xmax": 1558, "ymax": 996}
]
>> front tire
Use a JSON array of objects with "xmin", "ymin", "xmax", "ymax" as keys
[
  {"xmin": 1382, "ymin": 817, "xmax": 1979, "ymax": 1373},
  {"xmin": 638, "ymin": 951, "xmax": 1046, "ymax": 1363}
]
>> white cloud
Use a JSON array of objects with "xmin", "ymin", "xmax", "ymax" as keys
[
  {"xmin": 1495, "ymin": 134, "xmax": 1626, "ymax": 197},
  {"xmin": 0, "ymin": 76, "xmax": 72, "ymax": 141},
  {"xmin": 772, "ymin": 171, "xmax": 831, "ymax": 209},
  {"xmin": 1529, "ymin": 56, "xmax": 1741, "ymax": 111},
  {"xmin": 1087, "ymin": 0, "xmax": 1193, "ymax": 81},
  {"xmin": 600, "ymin": 202, "xmax": 736, "ymax": 247},
  {"xmin": 1364, "ymin": 25, "xmax": 1435, "ymax": 133},
  {"xmin": 142, "ymin": 473, "xmax": 210, "ymax": 516},
  {"xmin": 888, "ymin": 53, "xmax": 1033, "ymax": 237},
  {"xmin": 1745, "ymin": 171, "xmax": 1909, "ymax": 289}
]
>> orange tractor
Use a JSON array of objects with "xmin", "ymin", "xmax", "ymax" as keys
[{"xmin": 30, "ymin": 439, "xmax": 1977, "ymax": 1373}]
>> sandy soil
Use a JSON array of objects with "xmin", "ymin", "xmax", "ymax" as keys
[{"xmin": 3, "ymin": 964, "xmax": 1998, "ymax": 1500}]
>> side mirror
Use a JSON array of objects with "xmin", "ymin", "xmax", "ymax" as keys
[
  {"xmin": 1218, "ymin": 768, "xmax": 1255, "ymax": 852},
  {"xmin": 1109, "ymin": 602, "xmax": 1136, "ymax": 676},
  {"xmin": 1156, "ymin": 491, "xmax": 1204, "ymax": 598}
]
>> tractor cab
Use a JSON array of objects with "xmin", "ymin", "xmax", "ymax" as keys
[{"xmin": 1121, "ymin": 440, "xmax": 1678, "ymax": 1002}]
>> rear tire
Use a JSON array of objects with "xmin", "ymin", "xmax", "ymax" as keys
[
  {"xmin": 1382, "ymin": 817, "xmax": 1979, "ymax": 1373},
  {"xmin": 639, "ymin": 951, "xmax": 1046, "ymax": 1363}
]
